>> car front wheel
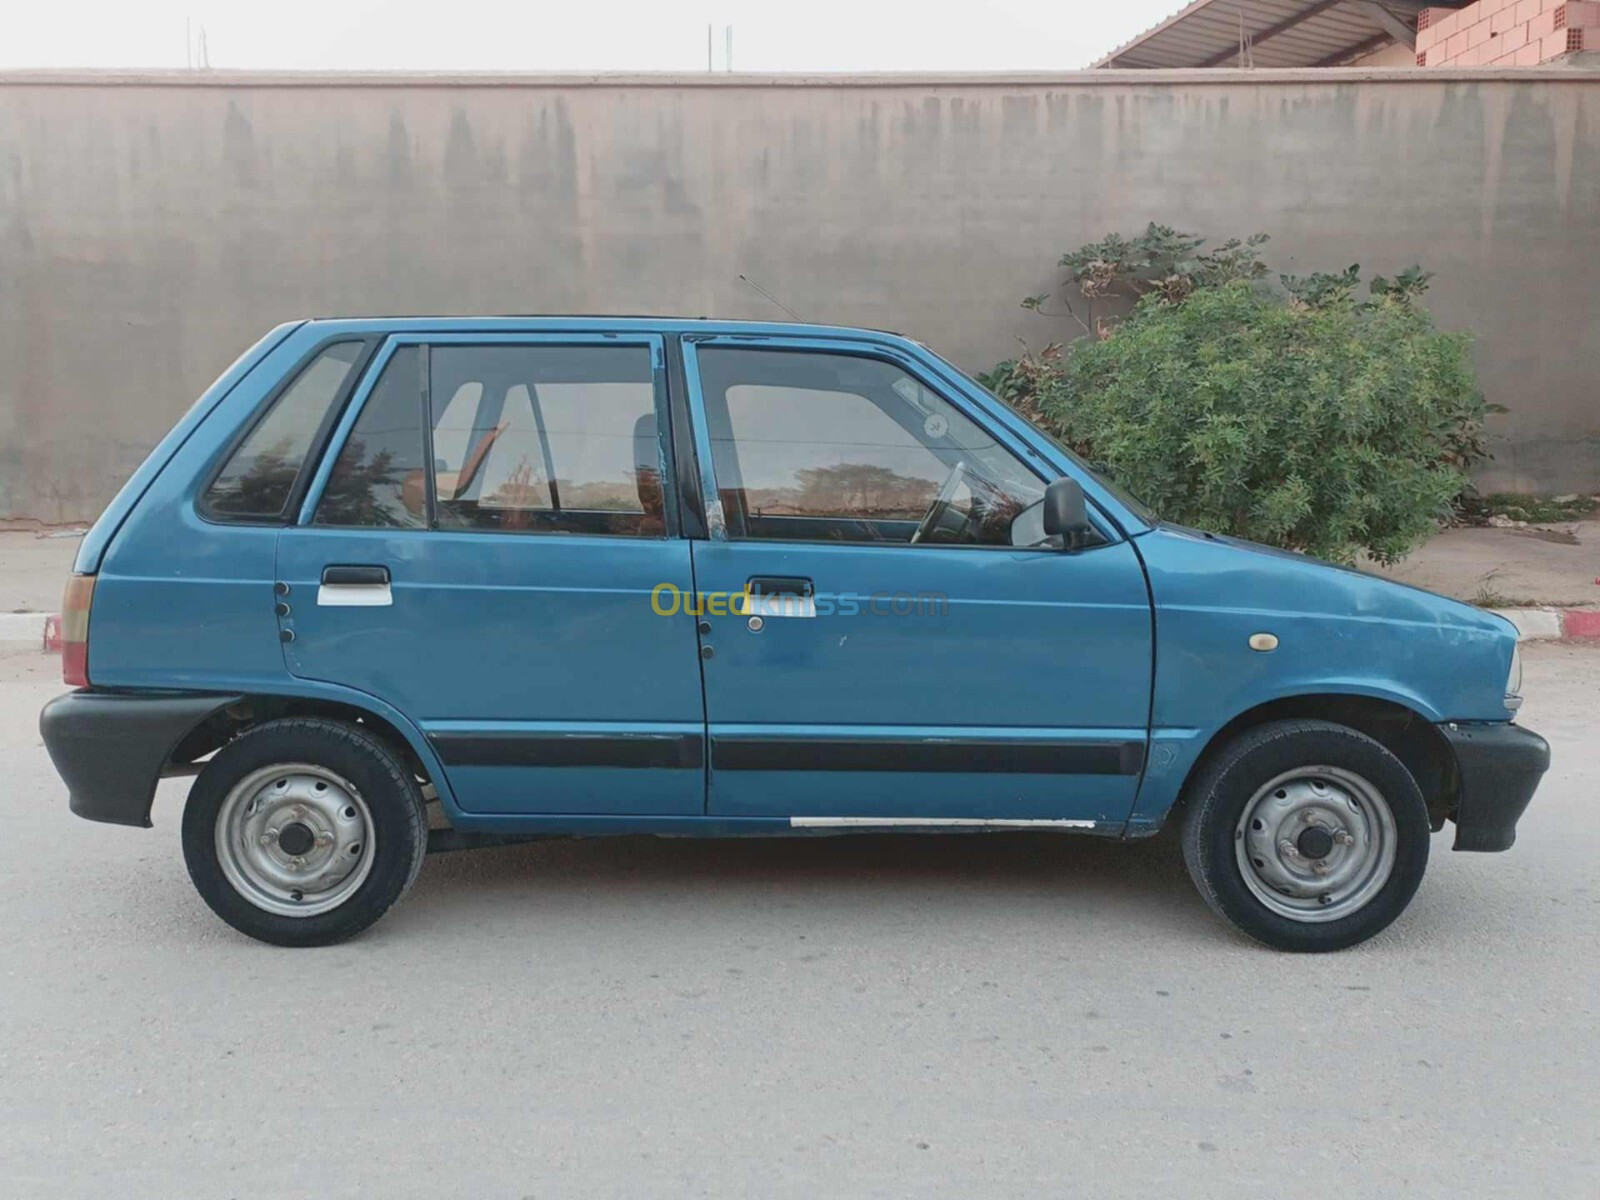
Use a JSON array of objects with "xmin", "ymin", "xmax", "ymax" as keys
[
  {"xmin": 1179, "ymin": 719, "xmax": 1431, "ymax": 952},
  {"xmin": 182, "ymin": 717, "xmax": 427, "ymax": 947}
]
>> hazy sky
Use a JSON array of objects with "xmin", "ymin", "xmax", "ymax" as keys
[{"xmin": 0, "ymin": 0, "xmax": 1182, "ymax": 72}]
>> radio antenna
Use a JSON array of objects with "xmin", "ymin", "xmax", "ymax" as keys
[{"xmin": 737, "ymin": 274, "xmax": 803, "ymax": 322}]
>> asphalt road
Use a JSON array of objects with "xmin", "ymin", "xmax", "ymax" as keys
[{"xmin": 3, "ymin": 642, "xmax": 1596, "ymax": 1199}]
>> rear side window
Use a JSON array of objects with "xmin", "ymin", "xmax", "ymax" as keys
[
  {"xmin": 304, "ymin": 341, "xmax": 666, "ymax": 538},
  {"xmin": 315, "ymin": 348, "xmax": 427, "ymax": 529},
  {"xmin": 429, "ymin": 345, "xmax": 662, "ymax": 537},
  {"xmin": 203, "ymin": 342, "xmax": 365, "ymax": 520}
]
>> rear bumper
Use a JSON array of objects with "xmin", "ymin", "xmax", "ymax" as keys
[
  {"xmin": 39, "ymin": 691, "xmax": 240, "ymax": 827},
  {"xmin": 1441, "ymin": 721, "xmax": 1551, "ymax": 852}
]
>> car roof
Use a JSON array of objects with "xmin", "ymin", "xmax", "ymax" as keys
[{"xmin": 299, "ymin": 315, "xmax": 910, "ymax": 342}]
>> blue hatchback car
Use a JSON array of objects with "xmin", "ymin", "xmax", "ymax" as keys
[{"xmin": 40, "ymin": 318, "xmax": 1549, "ymax": 950}]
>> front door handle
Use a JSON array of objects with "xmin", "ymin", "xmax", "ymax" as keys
[
  {"xmin": 318, "ymin": 564, "xmax": 393, "ymax": 607},
  {"xmin": 322, "ymin": 564, "xmax": 390, "ymax": 586},
  {"xmin": 744, "ymin": 576, "xmax": 816, "ymax": 618}
]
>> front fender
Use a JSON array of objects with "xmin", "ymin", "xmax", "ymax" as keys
[
  {"xmin": 1125, "ymin": 526, "xmax": 1518, "ymax": 832},
  {"xmin": 1139, "ymin": 525, "xmax": 1514, "ymax": 725}
]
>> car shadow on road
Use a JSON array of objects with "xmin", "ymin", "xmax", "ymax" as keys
[{"xmin": 398, "ymin": 824, "xmax": 1225, "ymax": 943}]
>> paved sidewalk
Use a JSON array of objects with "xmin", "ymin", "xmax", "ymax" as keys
[
  {"xmin": 0, "ymin": 528, "xmax": 82, "ymax": 614},
  {"xmin": 1372, "ymin": 519, "xmax": 1600, "ymax": 608}
]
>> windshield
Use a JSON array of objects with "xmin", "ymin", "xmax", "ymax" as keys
[{"xmin": 923, "ymin": 346, "xmax": 1159, "ymax": 525}]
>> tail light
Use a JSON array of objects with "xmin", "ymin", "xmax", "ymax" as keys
[{"xmin": 61, "ymin": 574, "xmax": 95, "ymax": 687}]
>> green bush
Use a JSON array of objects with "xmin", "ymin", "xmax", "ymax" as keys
[{"xmin": 987, "ymin": 229, "xmax": 1493, "ymax": 565}]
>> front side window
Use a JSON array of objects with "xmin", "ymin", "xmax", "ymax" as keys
[
  {"xmin": 934, "ymin": 346, "xmax": 1156, "ymax": 526},
  {"xmin": 429, "ymin": 345, "xmax": 663, "ymax": 537},
  {"xmin": 204, "ymin": 341, "xmax": 364, "ymax": 520},
  {"xmin": 694, "ymin": 348, "xmax": 1045, "ymax": 547}
]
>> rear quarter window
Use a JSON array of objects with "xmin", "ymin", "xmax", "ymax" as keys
[
  {"xmin": 314, "ymin": 347, "xmax": 427, "ymax": 529},
  {"xmin": 202, "ymin": 341, "xmax": 366, "ymax": 520}
]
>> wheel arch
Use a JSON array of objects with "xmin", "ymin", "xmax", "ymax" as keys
[
  {"xmin": 167, "ymin": 691, "xmax": 458, "ymax": 815},
  {"xmin": 1171, "ymin": 694, "xmax": 1459, "ymax": 832}
]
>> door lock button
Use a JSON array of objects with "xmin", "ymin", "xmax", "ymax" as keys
[
  {"xmin": 700, "ymin": 644, "xmax": 715, "ymax": 660},
  {"xmin": 697, "ymin": 620, "xmax": 712, "ymax": 636}
]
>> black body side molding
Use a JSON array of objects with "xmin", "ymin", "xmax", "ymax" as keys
[{"xmin": 711, "ymin": 737, "xmax": 1146, "ymax": 775}]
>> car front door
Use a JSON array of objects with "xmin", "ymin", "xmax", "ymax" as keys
[
  {"xmin": 275, "ymin": 332, "xmax": 706, "ymax": 817},
  {"xmin": 680, "ymin": 337, "xmax": 1153, "ymax": 831}
]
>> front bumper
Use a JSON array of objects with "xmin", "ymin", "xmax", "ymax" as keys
[
  {"xmin": 1441, "ymin": 721, "xmax": 1551, "ymax": 852},
  {"xmin": 40, "ymin": 691, "xmax": 241, "ymax": 827}
]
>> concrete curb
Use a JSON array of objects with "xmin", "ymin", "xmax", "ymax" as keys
[
  {"xmin": 0, "ymin": 613, "xmax": 53, "ymax": 646},
  {"xmin": 1490, "ymin": 608, "xmax": 1600, "ymax": 641},
  {"xmin": 5, "ymin": 608, "xmax": 1598, "ymax": 647}
]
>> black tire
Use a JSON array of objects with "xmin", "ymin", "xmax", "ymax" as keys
[
  {"xmin": 182, "ymin": 717, "xmax": 427, "ymax": 947},
  {"xmin": 1179, "ymin": 719, "xmax": 1431, "ymax": 952}
]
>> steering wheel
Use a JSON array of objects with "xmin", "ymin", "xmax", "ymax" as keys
[{"xmin": 910, "ymin": 460, "xmax": 968, "ymax": 545}]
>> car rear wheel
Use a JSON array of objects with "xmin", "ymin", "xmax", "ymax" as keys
[
  {"xmin": 182, "ymin": 717, "xmax": 427, "ymax": 946},
  {"xmin": 1179, "ymin": 719, "xmax": 1431, "ymax": 952}
]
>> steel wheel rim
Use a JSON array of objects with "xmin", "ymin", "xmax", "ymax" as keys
[
  {"xmin": 1234, "ymin": 765, "xmax": 1397, "ymax": 924},
  {"xmin": 215, "ymin": 763, "xmax": 376, "ymax": 918}
]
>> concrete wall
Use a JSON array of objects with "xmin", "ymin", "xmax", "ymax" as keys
[{"xmin": 1, "ymin": 68, "xmax": 1597, "ymax": 522}]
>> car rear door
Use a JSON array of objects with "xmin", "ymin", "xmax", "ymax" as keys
[
  {"xmin": 275, "ymin": 332, "xmax": 706, "ymax": 817},
  {"xmin": 679, "ymin": 336, "xmax": 1154, "ymax": 831}
]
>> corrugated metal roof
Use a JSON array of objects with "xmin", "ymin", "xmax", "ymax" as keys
[{"xmin": 1094, "ymin": 0, "xmax": 1467, "ymax": 69}]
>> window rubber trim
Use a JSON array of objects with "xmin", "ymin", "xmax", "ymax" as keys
[
  {"xmin": 666, "ymin": 334, "xmax": 705, "ymax": 539},
  {"xmin": 418, "ymin": 344, "xmax": 438, "ymax": 528}
]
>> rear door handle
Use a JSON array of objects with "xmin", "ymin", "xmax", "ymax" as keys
[
  {"xmin": 322, "ymin": 565, "xmax": 390, "ymax": 586},
  {"xmin": 744, "ymin": 576, "xmax": 816, "ymax": 618},
  {"xmin": 319, "ymin": 564, "xmax": 393, "ymax": 607},
  {"xmin": 745, "ymin": 576, "xmax": 813, "ymax": 598}
]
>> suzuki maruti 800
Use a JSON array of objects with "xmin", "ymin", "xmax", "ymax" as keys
[{"xmin": 40, "ymin": 319, "xmax": 1550, "ymax": 950}]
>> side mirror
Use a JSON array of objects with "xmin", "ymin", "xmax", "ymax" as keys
[{"xmin": 1042, "ymin": 476, "xmax": 1091, "ymax": 549}]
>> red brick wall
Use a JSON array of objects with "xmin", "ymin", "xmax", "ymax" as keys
[{"xmin": 1416, "ymin": 0, "xmax": 1596, "ymax": 66}]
